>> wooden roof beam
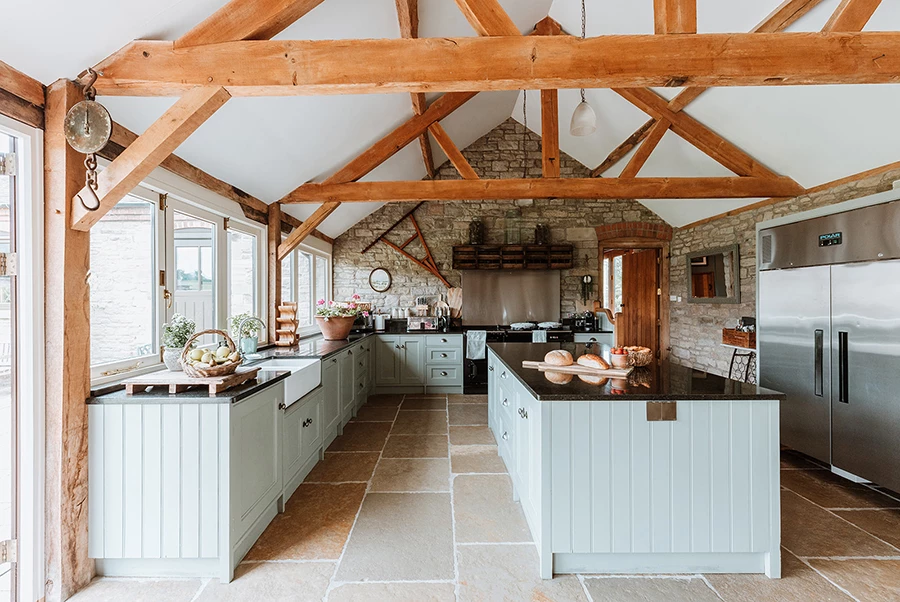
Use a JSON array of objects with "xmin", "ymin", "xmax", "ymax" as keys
[
  {"xmin": 71, "ymin": 86, "xmax": 230, "ymax": 231},
  {"xmin": 453, "ymin": 0, "xmax": 520, "ymax": 36},
  {"xmin": 278, "ymin": 202, "xmax": 339, "ymax": 260},
  {"xmin": 595, "ymin": 0, "xmax": 826, "ymax": 175},
  {"xmin": 428, "ymin": 122, "xmax": 479, "ymax": 179},
  {"xmin": 824, "ymin": 0, "xmax": 883, "ymax": 32},
  {"xmin": 282, "ymin": 177, "xmax": 804, "ymax": 203},
  {"xmin": 654, "ymin": 0, "xmax": 697, "ymax": 34},
  {"xmin": 619, "ymin": 119, "xmax": 670, "ymax": 178},
  {"xmin": 175, "ymin": 0, "xmax": 326, "ymax": 48},
  {"xmin": 91, "ymin": 33, "xmax": 900, "ymax": 97}
]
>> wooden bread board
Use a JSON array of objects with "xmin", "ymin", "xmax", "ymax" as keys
[
  {"xmin": 522, "ymin": 361, "xmax": 633, "ymax": 378},
  {"xmin": 124, "ymin": 366, "xmax": 261, "ymax": 397}
]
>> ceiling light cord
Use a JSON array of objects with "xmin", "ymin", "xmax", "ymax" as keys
[{"xmin": 570, "ymin": 0, "xmax": 597, "ymax": 136}]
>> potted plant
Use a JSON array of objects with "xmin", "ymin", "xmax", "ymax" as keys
[
  {"xmin": 230, "ymin": 312, "xmax": 265, "ymax": 354},
  {"xmin": 315, "ymin": 295, "xmax": 368, "ymax": 340},
  {"xmin": 161, "ymin": 313, "xmax": 196, "ymax": 371}
]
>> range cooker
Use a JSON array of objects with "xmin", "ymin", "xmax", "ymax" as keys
[{"xmin": 463, "ymin": 325, "xmax": 575, "ymax": 394}]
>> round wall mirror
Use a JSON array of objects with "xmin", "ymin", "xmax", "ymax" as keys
[{"xmin": 369, "ymin": 268, "xmax": 392, "ymax": 293}]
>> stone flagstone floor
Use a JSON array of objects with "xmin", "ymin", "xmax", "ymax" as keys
[{"xmin": 72, "ymin": 393, "xmax": 900, "ymax": 601}]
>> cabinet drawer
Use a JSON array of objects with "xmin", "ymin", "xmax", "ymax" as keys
[
  {"xmin": 354, "ymin": 355, "xmax": 369, "ymax": 381},
  {"xmin": 425, "ymin": 334, "xmax": 462, "ymax": 347},
  {"xmin": 497, "ymin": 385, "xmax": 515, "ymax": 423},
  {"xmin": 426, "ymin": 366, "xmax": 462, "ymax": 385},
  {"xmin": 427, "ymin": 348, "xmax": 460, "ymax": 363},
  {"xmin": 498, "ymin": 410, "xmax": 514, "ymax": 469},
  {"xmin": 355, "ymin": 373, "xmax": 368, "ymax": 398}
]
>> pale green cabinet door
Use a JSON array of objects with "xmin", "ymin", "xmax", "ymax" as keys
[
  {"xmin": 340, "ymin": 351, "xmax": 355, "ymax": 416},
  {"xmin": 323, "ymin": 356, "xmax": 340, "ymax": 430},
  {"xmin": 375, "ymin": 335, "xmax": 401, "ymax": 386},
  {"xmin": 400, "ymin": 336, "xmax": 425, "ymax": 385}
]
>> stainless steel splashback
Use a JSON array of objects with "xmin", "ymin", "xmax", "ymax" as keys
[
  {"xmin": 461, "ymin": 271, "xmax": 560, "ymax": 325},
  {"xmin": 759, "ymin": 199, "xmax": 900, "ymax": 270}
]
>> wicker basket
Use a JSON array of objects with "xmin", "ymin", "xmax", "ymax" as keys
[
  {"xmin": 625, "ymin": 346, "xmax": 654, "ymax": 367},
  {"xmin": 180, "ymin": 329, "xmax": 243, "ymax": 378}
]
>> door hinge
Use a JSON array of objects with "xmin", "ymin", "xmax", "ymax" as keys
[
  {"xmin": 159, "ymin": 192, "xmax": 168, "ymax": 212},
  {"xmin": 0, "ymin": 539, "xmax": 17, "ymax": 563},
  {"xmin": 657, "ymin": 288, "xmax": 661, "ymax": 296},
  {"xmin": 0, "ymin": 253, "xmax": 17, "ymax": 277},
  {"xmin": 159, "ymin": 270, "xmax": 166, "ymax": 287},
  {"xmin": 0, "ymin": 152, "xmax": 17, "ymax": 176},
  {"xmin": 223, "ymin": 217, "xmax": 230, "ymax": 231}
]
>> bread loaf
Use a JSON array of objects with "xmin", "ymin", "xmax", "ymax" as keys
[
  {"xmin": 544, "ymin": 350, "xmax": 574, "ymax": 366},
  {"xmin": 576, "ymin": 353, "xmax": 610, "ymax": 370}
]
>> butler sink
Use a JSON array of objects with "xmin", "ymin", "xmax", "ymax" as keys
[{"xmin": 255, "ymin": 358, "xmax": 321, "ymax": 406}]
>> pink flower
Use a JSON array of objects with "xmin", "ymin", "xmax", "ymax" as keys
[
  {"xmin": 348, "ymin": 303, "xmax": 357, "ymax": 309},
  {"xmin": 316, "ymin": 299, "xmax": 325, "ymax": 306},
  {"xmin": 329, "ymin": 300, "xmax": 335, "ymax": 306},
  {"xmin": 362, "ymin": 311, "xmax": 370, "ymax": 318},
  {"xmin": 351, "ymin": 294, "xmax": 361, "ymax": 301}
]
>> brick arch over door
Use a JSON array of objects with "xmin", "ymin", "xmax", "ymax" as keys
[{"xmin": 595, "ymin": 222, "xmax": 673, "ymax": 243}]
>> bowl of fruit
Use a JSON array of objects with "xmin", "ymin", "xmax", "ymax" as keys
[
  {"xmin": 180, "ymin": 329, "xmax": 243, "ymax": 378},
  {"xmin": 609, "ymin": 347, "xmax": 631, "ymax": 369}
]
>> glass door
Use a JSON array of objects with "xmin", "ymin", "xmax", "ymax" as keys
[{"xmin": 0, "ymin": 131, "xmax": 17, "ymax": 601}]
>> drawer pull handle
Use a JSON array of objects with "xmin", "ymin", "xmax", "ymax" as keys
[
  {"xmin": 440, "ymin": 371, "xmax": 448, "ymax": 377},
  {"xmin": 279, "ymin": 402, "xmax": 287, "ymax": 411},
  {"xmin": 332, "ymin": 358, "xmax": 337, "ymax": 363},
  {"xmin": 441, "ymin": 338, "xmax": 448, "ymax": 343},
  {"xmin": 501, "ymin": 371, "xmax": 507, "ymax": 379},
  {"xmin": 441, "ymin": 353, "xmax": 448, "ymax": 358},
  {"xmin": 502, "ymin": 398, "xmax": 509, "ymax": 407},
  {"xmin": 488, "ymin": 365, "xmax": 494, "ymax": 372},
  {"xmin": 302, "ymin": 418, "xmax": 313, "ymax": 428},
  {"xmin": 518, "ymin": 407, "xmax": 528, "ymax": 419},
  {"xmin": 359, "ymin": 362, "xmax": 363, "ymax": 366},
  {"xmin": 502, "ymin": 431, "xmax": 509, "ymax": 441}
]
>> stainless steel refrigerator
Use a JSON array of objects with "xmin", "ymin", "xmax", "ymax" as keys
[{"xmin": 759, "ymin": 200, "xmax": 900, "ymax": 493}]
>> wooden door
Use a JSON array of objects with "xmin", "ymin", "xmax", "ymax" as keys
[
  {"xmin": 692, "ymin": 272, "xmax": 716, "ymax": 298},
  {"xmin": 620, "ymin": 249, "xmax": 659, "ymax": 352}
]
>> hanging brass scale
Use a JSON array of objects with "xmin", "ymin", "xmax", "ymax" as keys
[{"xmin": 63, "ymin": 69, "xmax": 111, "ymax": 211}]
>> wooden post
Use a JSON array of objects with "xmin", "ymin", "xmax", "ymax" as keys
[
  {"xmin": 44, "ymin": 79, "xmax": 94, "ymax": 601},
  {"xmin": 268, "ymin": 202, "xmax": 282, "ymax": 344}
]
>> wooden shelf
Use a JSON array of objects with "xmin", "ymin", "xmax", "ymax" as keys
[{"xmin": 453, "ymin": 244, "xmax": 573, "ymax": 270}]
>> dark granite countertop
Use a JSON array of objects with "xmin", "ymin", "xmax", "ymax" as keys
[{"xmin": 488, "ymin": 342, "xmax": 784, "ymax": 402}]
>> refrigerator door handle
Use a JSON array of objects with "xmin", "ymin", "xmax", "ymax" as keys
[
  {"xmin": 814, "ymin": 329, "xmax": 824, "ymax": 397},
  {"xmin": 838, "ymin": 331, "xmax": 849, "ymax": 404}
]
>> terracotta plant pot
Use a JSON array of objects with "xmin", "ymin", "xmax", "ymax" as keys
[{"xmin": 316, "ymin": 315, "xmax": 355, "ymax": 340}]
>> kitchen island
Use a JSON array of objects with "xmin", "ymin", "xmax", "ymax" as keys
[{"xmin": 487, "ymin": 343, "xmax": 784, "ymax": 579}]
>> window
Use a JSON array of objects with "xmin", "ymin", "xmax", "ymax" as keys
[
  {"xmin": 281, "ymin": 242, "xmax": 331, "ymax": 335},
  {"xmin": 89, "ymin": 184, "xmax": 266, "ymax": 380},
  {"xmin": 297, "ymin": 251, "xmax": 312, "ymax": 326},
  {"xmin": 228, "ymin": 230, "xmax": 257, "ymax": 318},
  {"xmin": 89, "ymin": 194, "xmax": 158, "ymax": 369}
]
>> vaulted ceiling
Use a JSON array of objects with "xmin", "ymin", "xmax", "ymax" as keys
[{"xmin": 4, "ymin": 0, "xmax": 900, "ymax": 235}]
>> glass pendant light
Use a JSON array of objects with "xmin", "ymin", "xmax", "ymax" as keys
[{"xmin": 570, "ymin": 0, "xmax": 597, "ymax": 137}]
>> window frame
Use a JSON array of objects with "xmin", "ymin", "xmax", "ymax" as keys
[
  {"xmin": 89, "ymin": 184, "xmax": 165, "ymax": 383},
  {"xmin": 88, "ymin": 168, "xmax": 268, "ymax": 385},
  {"xmin": 281, "ymin": 238, "xmax": 332, "ymax": 338}
]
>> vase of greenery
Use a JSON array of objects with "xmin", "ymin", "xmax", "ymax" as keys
[
  {"xmin": 315, "ymin": 295, "xmax": 368, "ymax": 340},
  {"xmin": 161, "ymin": 313, "xmax": 196, "ymax": 371},
  {"xmin": 230, "ymin": 312, "xmax": 264, "ymax": 354}
]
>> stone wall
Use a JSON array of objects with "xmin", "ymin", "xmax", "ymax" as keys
[
  {"xmin": 333, "ymin": 119, "xmax": 664, "ymax": 316},
  {"xmin": 669, "ymin": 168, "xmax": 900, "ymax": 375}
]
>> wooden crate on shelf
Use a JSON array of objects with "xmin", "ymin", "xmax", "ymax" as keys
[
  {"xmin": 722, "ymin": 328, "xmax": 756, "ymax": 349},
  {"xmin": 452, "ymin": 244, "xmax": 573, "ymax": 270}
]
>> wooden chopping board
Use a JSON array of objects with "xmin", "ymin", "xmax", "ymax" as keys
[
  {"xmin": 522, "ymin": 361, "xmax": 633, "ymax": 378},
  {"xmin": 124, "ymin": 366, "xmax": 261, "ymax": 397}
]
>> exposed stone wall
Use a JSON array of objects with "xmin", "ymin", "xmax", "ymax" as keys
[
  {"xmin": 669, "ymin": 168, "xmax": 900, "ymax": 376},
  {"xmin": 333, "ymin": 119, "xmax": 664, "ymax": 317}
]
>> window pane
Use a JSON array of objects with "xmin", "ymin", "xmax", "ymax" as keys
[
  {"xmin": 228, "ymin": 230, "xmax": 256, "ymax": 319},
  {"xmin": 0, "ymin": 133, "xmax": 14, "ymax": 595},
  {"xmin": 90, "ymin": 196, "xmax": 156, "ymax": 366},
  {"xmin": 297, "ymin": 252, "xmax": 312, "ymax": 326},
  {"xmin": 173, "ymin": 211, "xmax": 216, "ymax": 337},
  {"xmin": 315, "ymin": 255, "xmax": 328, "ymax": 305},
  {"xmin": 281, "ymin": 252, "xmax": 293, "ymax": 303}
]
